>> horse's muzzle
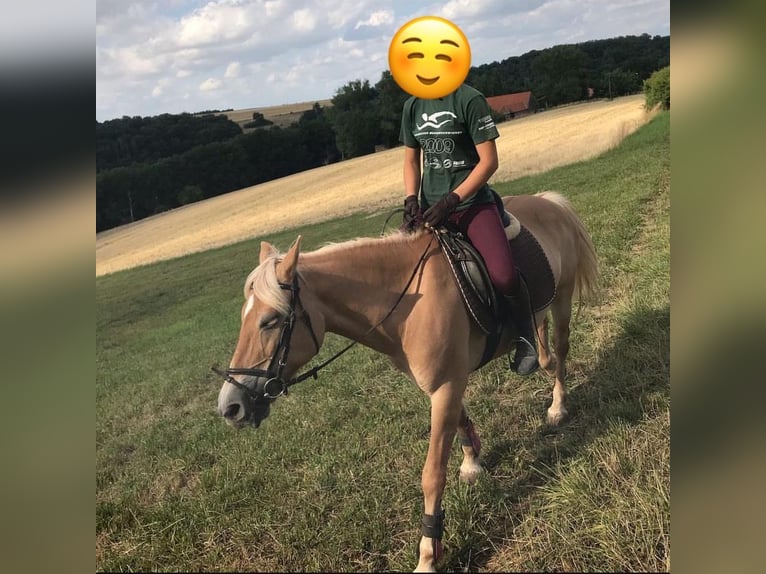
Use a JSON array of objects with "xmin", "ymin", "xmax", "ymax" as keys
[{"xmin": 218, "ymin": 376, "xmax": 271, "ymax": 429}]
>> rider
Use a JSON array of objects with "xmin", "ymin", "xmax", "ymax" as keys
[{"xmin": 399, "ymin": 83, "xmax": 538, "ymax": 375}]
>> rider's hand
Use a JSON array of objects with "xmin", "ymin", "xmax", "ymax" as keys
[
  {"xmin": 423, "ymin": 192, "xmax": 460, "ymax": 227},
  {"xmin": 400, "ymin": 195, "xmax": 424, "ymax": 233},
  {"xmin": 402, "ymin": 195, "xmax": 420, "ymax": 230}
]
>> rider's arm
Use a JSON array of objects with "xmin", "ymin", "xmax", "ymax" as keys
[
  {"xmin": 403, "ymin": 145, "xmax": 422, "ymax": 199},
  {"xmin": 451, "ymin": 139, "xmax": 498, "ymax": 202}
]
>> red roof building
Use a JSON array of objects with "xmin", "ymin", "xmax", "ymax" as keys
[{"xmin": 486, "ymin": 91, "xmax": 537, "ymax": 118}]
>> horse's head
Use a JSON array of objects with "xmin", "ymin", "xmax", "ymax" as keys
[{"xmin": 217, "ymin": 236, "xmax": 325, "ymax": 429}]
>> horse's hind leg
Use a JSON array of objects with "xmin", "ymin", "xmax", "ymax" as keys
[
  {"xmin": 457, "ymin": 404, "xmax": 482, "ymax": 484},
  {"xmin": 536, "ymin": 311, "xmax": 555, "ymax": 373},
  {"xmin": 547, "ymin": 288, "xmax": 573, "ymax": 426}
]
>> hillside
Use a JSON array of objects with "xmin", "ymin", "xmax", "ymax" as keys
[
  {"xmin": 95, "ymin": 95, "xmax": 652, "ymax": 276},
  {"xmin": 222, "ymin": 99, "xmax": 334, "ymax": 131}
]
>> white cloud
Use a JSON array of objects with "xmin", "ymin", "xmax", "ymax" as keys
[
  {"xmin": 355, "ymin": 10, "xmax": 394, "ymax": 29},
  {"xmin": 96, "ymin": 0, "xmax": 669, "ymax": 120},
  {"xmin": 151, "ymin": 77, "xmax": 172, "ymax": 97},
  {"xmin": 291, "ymin": 8, "xmax": 316, "ymax": 32},
  {"xmin": 176, "ymin": 1, "xmax": 254, "ymax": 47},
  {"xmin": 224, "ymin": 61, "xmax": 241, "ymax": 78},
  {"xmin": 199, "ymin": 78, "xmax": 222, "ymax": 91}
]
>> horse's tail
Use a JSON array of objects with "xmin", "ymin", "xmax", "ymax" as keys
[{"xmin": 535, "ymin": 191, "xmax": 599, "ymax": 302}]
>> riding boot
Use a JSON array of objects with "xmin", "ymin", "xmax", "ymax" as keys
[{"xmin": 504, "ymin": 274, "xmax": 539, "ymax": 376}]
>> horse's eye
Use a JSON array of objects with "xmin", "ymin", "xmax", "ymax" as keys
[{"xmin": 260, "ymin": 315, "xmax": 281, "ymax": 330}]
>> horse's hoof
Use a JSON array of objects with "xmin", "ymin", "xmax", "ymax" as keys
[
  {"xmin": 546, "ymin": 406, "xmax": 568, "ymax": 426},
  {"xmin": 459, "ymin": 462, "xmax": 483, "ymax": 484}
]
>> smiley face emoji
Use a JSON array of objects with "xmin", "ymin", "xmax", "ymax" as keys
[{"xmin": 388, "ymin": 16, "xmax": 471, "ymax": 99}]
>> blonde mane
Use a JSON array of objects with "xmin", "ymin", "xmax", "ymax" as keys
[
  {"xmin": 243, "ymin": 252, "xmax": 291, "ymax": 315},
  {"xmin": 304, "ymin": 230, "xmax": 423, "ymax": 260},
  {"xmin": 242, "ymin": 231, "xmax": 426, "ymax": 314}
]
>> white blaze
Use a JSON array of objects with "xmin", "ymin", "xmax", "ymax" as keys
[{"xmin": 244, "ymin": 294, "xmax": 255, "ymax": 317}]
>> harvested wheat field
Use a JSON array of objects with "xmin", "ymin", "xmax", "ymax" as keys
[{"xmin": 96, "ymin": 94, "xmax": 651, "ymax": 276}]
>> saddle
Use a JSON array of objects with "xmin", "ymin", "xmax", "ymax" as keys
[{"xmin": 436, "ymin": 210, "xmax": 556, "ymax": 370}]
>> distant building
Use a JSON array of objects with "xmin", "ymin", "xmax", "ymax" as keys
[{"xmin": 486, "ymin": 91, "xmax": 537, "ymax": 120}]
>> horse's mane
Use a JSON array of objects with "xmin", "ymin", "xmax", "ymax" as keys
[
  {"xmin": 305, "ymin": 229, "xmax": 423, "ymax": 259},
  {"xmin": 243, "ymin": 230, "xmax": 427, "ymax": 314},
  {"xmin": 244, "ymin": 254, "xmax": 291, "ymax": 315}
]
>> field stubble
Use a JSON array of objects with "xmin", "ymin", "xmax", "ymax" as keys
[{"xmin": 96, "ymin": 95, "xmax": 651, "ymax": 276}]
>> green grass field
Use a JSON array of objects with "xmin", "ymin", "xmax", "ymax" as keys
[{"xmin": 97, "ymin": 113, "xmax": 670, "ymax": 572}]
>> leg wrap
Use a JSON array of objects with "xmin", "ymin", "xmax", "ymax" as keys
[{"xmin": 421, "ymin": 508, "xmax": 445, "ymax": 540}]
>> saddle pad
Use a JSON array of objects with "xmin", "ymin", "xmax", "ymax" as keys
[{"xmin": 510, "ymin": 225, "xmax": 556, "ymax": 312}]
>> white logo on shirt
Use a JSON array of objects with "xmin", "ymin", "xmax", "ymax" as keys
[{"xmin": 416, "ymin": 111, "xmax": 457, "ymax": 130}]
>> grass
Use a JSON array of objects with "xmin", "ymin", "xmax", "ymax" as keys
[{"xmin": 96, "ymin": 112, "xmax": 670, "ymax": 572}]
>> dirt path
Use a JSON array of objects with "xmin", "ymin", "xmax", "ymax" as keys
[{"xmin": 96, "ymin": 95, "xmax": 649, "ymax": 276}]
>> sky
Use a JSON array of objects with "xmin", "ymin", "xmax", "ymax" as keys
[{"xmin": 96, "ymin": 0, "xmax": 670, "ymax": 121}]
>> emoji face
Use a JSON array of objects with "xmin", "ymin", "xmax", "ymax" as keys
[{"xmin": 388, "ymin": 16, "xmax": 471, "ymax": 99}]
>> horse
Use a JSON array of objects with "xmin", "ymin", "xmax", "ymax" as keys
[{"xmin": 215, "ymin": 191, "xmax": 598, "ymax": 572}]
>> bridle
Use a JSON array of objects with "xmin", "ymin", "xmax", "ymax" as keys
[
  {"xmin": 212, "ymin": 276, "xmax": 321, "ymax": 401},
  {"xmin": 211, "ymin": 233, "xmax": 435, "ymax": 403}
]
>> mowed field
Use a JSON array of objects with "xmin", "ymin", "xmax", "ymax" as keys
[
  {"xmin": 96, "ymin": 95, "xmax": 651, "ymax": 277},
  {"xmin": 221, "ymin": 99, "xmax": 334, "ymax": 131},
  {"xmin": 97, "ymin": 111, "xmax": 669, "ymax": 571}
]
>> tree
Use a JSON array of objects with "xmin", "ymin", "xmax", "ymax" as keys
[
  {"xmin": 532, "ymin": 45, "xmax": 588, "ymax": 106},
  {"xmin": 644, "ymin": 66, "xmax": 670, "ymax": 110},
  {"xmin": 244, "ymin": 112, "xmax": 273, "ymax": 128},
  {"xmin": 327, "ymin": 79, "xmax": 379, "ymax": 158},
  {"xmin": 297, "ymin": 103, "xmax": 341, "ymax": 165},
  {"xmin": 374, "ymin": 71, "xmax": 409, "ymax": 149}
]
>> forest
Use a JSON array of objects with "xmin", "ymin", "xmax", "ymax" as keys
[{"xmin": 96, "ymin": 34, "xmax": 669, "ymax": 232}]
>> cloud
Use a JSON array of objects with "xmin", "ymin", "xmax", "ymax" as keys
[
  {"xmin": 355, "ymin": 10, "xmax": 394, "ymax": 29},
  {"xmin": 176, "ymin": 1, "xmax": 255, "ymax": 48},
  {"xmin": 96, "ymin": 0, "xmax": 669, "ymax": 120},
  {"xmin": 224, "ymin": 61, "xmax": 240, "ymax": 78},
  {"xmin": 199, "ymin": 78, "xmax": 221, "ymax": 91},
  {"xmin": 291, "ymin": 8, "xmax": 317, "ymax": 32}
]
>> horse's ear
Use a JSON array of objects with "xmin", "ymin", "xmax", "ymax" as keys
[
  {"xmin": 259, "ymin": 241, "xmax": 277, "ymax": 265},
  {"xmin": 276, "ymin": 236, "xmax": 302, "ymax": 283}
]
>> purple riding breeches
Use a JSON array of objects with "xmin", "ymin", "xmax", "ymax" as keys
[{"xmin": 448, "ymin": 202, "xmax": 517, "ymax": 296}]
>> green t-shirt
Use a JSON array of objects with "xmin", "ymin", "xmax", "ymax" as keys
[{"xmin": 400, "ymin": 84, "xmax": 500, "ymax": 210}]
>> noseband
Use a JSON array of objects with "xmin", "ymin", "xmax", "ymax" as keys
[{"xmin": 212, "ymin": 277, "xmax": 321, "ymax": 401}]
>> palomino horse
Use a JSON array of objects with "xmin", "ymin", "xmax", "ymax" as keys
[{"xmin": 216, "ymin": 191, "xmax": 598, "ymax": 572}]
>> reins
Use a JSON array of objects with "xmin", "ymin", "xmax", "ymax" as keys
[
  {"xmin": 291, "ymin": 232, "xmax": 435, "ymax": 384},
  {"xmin": 212, "ymin": 232, "xmax": 435, "ymax": 399}
]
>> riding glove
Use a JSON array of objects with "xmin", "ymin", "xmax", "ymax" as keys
[
  {"xmin": 423, "ymin": 192, "xmax": 460, "ymax": 227},
  {"xmin": 402, "ymin": 195, "xmax": 420, "ymax": 230}
]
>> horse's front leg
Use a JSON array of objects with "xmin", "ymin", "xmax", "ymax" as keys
[
  {"xmin": 415, "ymin": 382, "xmax": 463, "ymax": 573},
  {"xmin": 457, "ymin": 405, "xmax": 482, "ymax": 484}
]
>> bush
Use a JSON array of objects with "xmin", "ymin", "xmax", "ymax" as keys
[
  {"xmin": 244, "ymin": 112, "xmax": 273, "ymax": 129},
  {"xmin": 644, "ymin": 66, "xmax": 670, "ymax": 110}
]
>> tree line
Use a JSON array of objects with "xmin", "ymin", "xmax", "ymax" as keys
[
  {"xmin": 96, "ymin": 33, "xmax": 669, "ymax": 232},
  {"xmin": 96, "ymin": 104, "xmax": 338, "ymax": 231},
  {"xmin": 467, "ymin": 33, "xmax": 669, "ymax": 107}
]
